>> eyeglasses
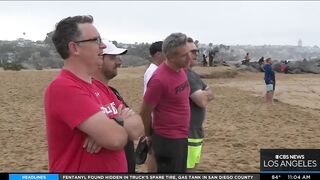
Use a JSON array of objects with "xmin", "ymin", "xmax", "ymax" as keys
[
  {"xmin": 190, "ymin": 49, "xmax": 199, "ymax": 55},
  {"xmin": 74, "ymin": 36, "xmax": 102, "ymax": 45}
]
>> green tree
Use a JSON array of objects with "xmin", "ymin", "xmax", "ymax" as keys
[
  {"xmin": 39, "ymin": 48, "xmax": 50, "ymax": 57},
  {"xmin": 44, "ymin": 31, "xmax": 54, "ymax": 47},
  {"xmin": 112, "ymin": 40, "xmax": 118, "ymax": 46},
  {"xmin": 16, "ymin": 47, "xmax": 33, "ymax": 63},
  {"xmin": 0, "ymin": 42, "xmax": 15, "ymax": 54}
]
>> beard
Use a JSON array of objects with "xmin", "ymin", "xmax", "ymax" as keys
[{"xmin": 103, "ymin": 69, "xmax": 117, "ymax": 80}]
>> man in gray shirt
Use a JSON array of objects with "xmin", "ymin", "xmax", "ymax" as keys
[{"xmin": 186, "ymin": 37, "xmax": 214, "ymax": 169}]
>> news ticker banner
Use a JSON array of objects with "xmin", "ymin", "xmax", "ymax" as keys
[
  {"xmin": 4, "ymin": 173, "xmax": 320, "ymax": 180},
  {"xmin": 2, "ymin": 149, "xmax": 320, "ymax": 180},
  {"xmin": 3, "ymin": 174, "xmax": 261, "ymax": 180}
]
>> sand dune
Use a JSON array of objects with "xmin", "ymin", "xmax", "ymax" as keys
[{"xmin": 0, "ymin": 67, "xmax": 319, "ymax": 172}]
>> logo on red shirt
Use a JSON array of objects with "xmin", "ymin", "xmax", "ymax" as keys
[
  {"xmin": 175, "ymin": 80, "xmax": 189, "ymax": 94},
  {"xmin": 100, "ymin": 102, "xmax": 118, "ymax": 116}
]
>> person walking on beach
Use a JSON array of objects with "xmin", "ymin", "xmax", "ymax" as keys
[
  {"xmin": 44, "ymin": 15, "xmax": 143, "ymax": 172},
  {"xmin": 92, "ymin": 40, "xmax": 143, "ymax": 172},
  {"xmin": 258, "ymin": 56, "xmax": 265, "ymax": 72},
  {"xmin": 142, "ymin": 41, "xmax": 165, "ymax": 172},
  {"xmin": 245, "ymin": 52, "xmax": 251, "ymax": 63},
  {"xmin": 208, "ymin": 43, "xmax": 214, "ymax": 67},
  {"xmin": 202, "ymin": 49, "xmax": 208, "ymax": 67},
  {"xmin": 186, "ymin": 37, "xmax": 214, "ymax": 169},
  {"xmin": 140, "ymin": 32, "xmax": 191, "ymax": 172},
  {"xmin": 263, "ymin": 57, "xmax": 276, "ymax": 104}
]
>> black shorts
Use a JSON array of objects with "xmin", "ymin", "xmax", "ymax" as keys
[
  {"xmin": 124, "ymin": 140, "xmax": 136, "ymax": 173},
  {"xmin": 151, "ymin": 133, "xmax": 188, "ymax": 172}
]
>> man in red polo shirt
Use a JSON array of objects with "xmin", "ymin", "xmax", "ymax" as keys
[{"xmin": 44, "ymin": 15, "xmax": 143, "ymax": 172}]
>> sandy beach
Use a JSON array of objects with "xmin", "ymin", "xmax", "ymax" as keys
[{"xmin": 0, "ymin": 66, "xmax": 319, "ymax": 172}]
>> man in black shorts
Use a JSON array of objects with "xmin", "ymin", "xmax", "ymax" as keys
[{"xmin": 140, "ymin": 33, "xmax": 192, "ymax": 172}]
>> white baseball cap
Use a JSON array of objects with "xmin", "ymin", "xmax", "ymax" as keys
[{"xmin": 102, "ymin": 40, "xmax": 128, "ymax": 55}]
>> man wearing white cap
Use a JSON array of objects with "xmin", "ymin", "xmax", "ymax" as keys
[
  {"xmin": 83, "ymin": 40, "xmax": 144, "ymax": 172},
  {"xmin": 95, "ymin": 41, "xmax": 128, "ymax": 81}
]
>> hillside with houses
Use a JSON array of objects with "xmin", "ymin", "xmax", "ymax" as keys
[{"xmin": 1, "ymin": 37, "xmax": 320, "ymax": 70}]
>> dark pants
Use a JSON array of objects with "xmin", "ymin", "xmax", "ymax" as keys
[
  {"xmin": 202, "ymin": 55, "xmax": 207, "ymax": 67},
  {"xmin": 209, "ymin": 57, "xmax": 214, "ymax": 66},
  {"xmin": 151, "ymin": 133, "xmax": 188, "ymax": 173},
  {"xmin": 124, "ymin": 140, "xmax": 136, "ymax": 173}
]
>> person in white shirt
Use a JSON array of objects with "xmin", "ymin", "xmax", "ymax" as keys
[
  {"xmin": 143, "ymin": 41, "xmax": 166, "ymax": 94},
  {"xmin": 142, "ymin": 41, "xmax": 166, "ymax": 172}
]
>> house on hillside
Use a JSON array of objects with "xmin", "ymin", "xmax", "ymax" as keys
[{"xmin": 0, "ymin": 52, "xmax": 16, "ymax": 63}]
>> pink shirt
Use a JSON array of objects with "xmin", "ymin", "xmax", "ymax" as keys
[
  {"xmin": 44, "ymin": 69, "xmax": 127, "ymax": 172},
  {"xmin": 144, "ymin": 63, "xmax": 190, "ymax": 139}
]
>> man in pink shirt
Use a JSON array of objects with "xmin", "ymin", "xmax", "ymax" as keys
[
  {"xmin": 44, "ymin": 15, "xmax": 143, "ymax": 172},
  {"xmin": 140, "ymin": 32, "xmax": 192, "ymax": 172}
]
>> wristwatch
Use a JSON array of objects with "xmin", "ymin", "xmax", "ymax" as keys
[{"xmin": 112, "ymin": 117, "xmax": 124, "ymax": 126}]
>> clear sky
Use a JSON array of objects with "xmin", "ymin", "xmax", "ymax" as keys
[{"xmin": 0, "ymin": 1, "xmax": 319, "ymax": 46}]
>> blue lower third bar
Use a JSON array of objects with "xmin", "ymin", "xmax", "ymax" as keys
[{"xmin": 9, "ymin": 174, "xmax": 59, "ymax": 180}]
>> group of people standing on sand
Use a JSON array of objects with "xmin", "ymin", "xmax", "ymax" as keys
[
  {"xmin": 43, "ymin": 14, "xmax": 276, "ymax": 174},
  {"xmin": 44, "ymin": 15, "xmax": 214, "ymax": 173}
]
